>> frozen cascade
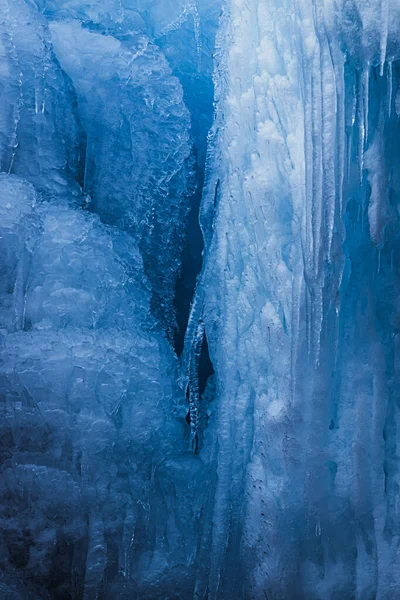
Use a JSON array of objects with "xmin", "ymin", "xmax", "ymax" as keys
[
  {"xmin": 46, "ymin": 12, "xmax": 193, "ymax": 336},
  {"xmin": 183, "ymin": 0, "xmax": 400, "ymax": 597},
  {"xmin": 1, "ymin": 0, "xmax": 400, "ymax": 599},
  {"xmin": 0, "ymin": 0, "xmax": 82, "ymax": 197},
  {"xmin": 0, "ymin": 0, "xmax": 220, "ymax": 598}
]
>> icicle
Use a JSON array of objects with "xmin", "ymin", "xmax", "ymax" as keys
[
  {"xmin": 351, "ymin": 88, "xmax": 357, "ymax": 127},
  {"xmin": 333, "ymin": 290, "xmax": 341, "ymax": 371},
  {"xmin": 365, "ymin": 120, "xmax": 387, "ymax": 246},
  {"xmin": 290, "ymin": 273, "xmax": 303, "ymax": 404},
  {"xmin": 13, "ymin": 231, "xmax": 27, "ymax": 331},
  {"xmin": 179, "ymin": 277, "xmax": 204, "ymax": 386},
  {"xmin": 357, "ymin": 69, "xmax": 365, "ymax": 183},
  {"xmin": 380, "ymin": 0, "xmax": 389, "ymax": 76},
  {"xmin": 187, "ymin": 0, "xmax": 202, "ymax": 71},
  {"xmin": 363, "ymin": 64, "xmax": 370, "ymax": 144},
  {"xmin": 310, "ymin": 45, "xmax": 325, "ymax": 361},
  {"xmin": 313, "ymin": 286, "xmax": 323, "ymax": 368},
  {"xmin": 321, "ymin": 42, "xmax": 337, "ymax": 261},
  {"xmin": 302, "ymin": 37, "xmax": 324, "ymax": 361},
  {"xmin": 311, "ymin": 50, "xmax": 323, "ymax": 278},
  {"xmin": 35, "ymin": 89, "xmax": 39, "ymax": 114},
  {"xmin": 346, "ymin": 70, "xmax": 357, "ymax": 184},
  {"xmin": 303, "ymin": 69, "xmax": 314, "ymax": 282},
  {"xmin": 336, "ymin": 54, "xmax": 345, "ymax": 219},
  {"xmin": 388, "ymin": 59, "xmax": 393, "ymax": 117},
  {"xmin": 306, "ymin": 287, "xmax": 312, "ymax": 358},
  {"xmin": 361, "ymin": 184, "xmax": 365, "ymax": 232},
  {"xmin": 8, "ymin": 75, "xmax": 22, "ymax": 173},
  {"xmin": 4, "ymin": 4, "xmax": 22, "ymax": 174},
  {"xmin": 187, "ymin": 318, "xmax": 205, "ymax": 451}
]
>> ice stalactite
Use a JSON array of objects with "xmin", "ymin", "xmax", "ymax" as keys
[
  {"xmin": 184, "ymin": 0, "xmax": 400, "ymax": 598},
  {"xmin": 380, "ymin": 0, "xmax": 389, "ymax": 75}
]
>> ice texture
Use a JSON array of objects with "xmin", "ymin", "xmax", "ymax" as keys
[
  {"xmin": 39, "ymin": 0, "xmax": 220, "ymax": 334},
  {"xmin": 2, "ymin": 0, "xmax": 400, "ymax": 598},
  {"xmin": 0, "ymin": 0, "xmax": 218, "ymax": 597},
  {"xmin": 48, "ymin": 18, "xmax": 192, "ymax": 333},
  {"xmin": 0, "ymin": 0, "xmax": 81, "ymax": 198},
  {"xmin": 0, "ymin": 172, "xmax": 197, "ymax": 598},
  {"xmin": 184, "ymin": 0, "xmax": 400, "ymax": 598}
]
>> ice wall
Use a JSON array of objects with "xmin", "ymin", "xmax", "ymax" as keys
[
  {"xmin": 0, "ymin": 0, "xmax": 82, "ymax": 197},
  {"xmin": 0, "ymin": 174, "xmax": 190, "ymax": 598},
  {"xmin": 185, "ymin": 0, "xmax": 400, "ymax": 598},
  {"xmin": 39, "ymin": 0, "xmax": 221, "ymax": 335},
  {"xmin": 0, "ymin": 0, "xmax": 220, "ymax": 598},
  {"xmin": 2, "ymin": 0, "xmax": 400, "ymax": 598}
]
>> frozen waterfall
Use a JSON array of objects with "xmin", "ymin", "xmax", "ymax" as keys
[{"xmin": 1, "ymin": 0, "xmax": 400, "ymax": 599}]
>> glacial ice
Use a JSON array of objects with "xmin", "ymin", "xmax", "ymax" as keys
[
  {"xmin": 49, "ymin": 17, "xmax": 192, "ymax": 333},
  {"xmin": 0, "ymin": 0, "xmax": 82, "ymax": 197},
  {"xmin": 185, "ymin": 0, "xmax": 400, "ymax": 598},
  {"xmin": 1, "ymin": 0, "xmax": 400, "ymax": 598},
  {"xmin": 0, "ymin": 0, "xmax": 217, "ymax": 596},
  {"xmin": 0, "ymin": 172, "xmax": 195, "ymax": 598}
]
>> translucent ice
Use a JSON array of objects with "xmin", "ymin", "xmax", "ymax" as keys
[
  {"xmin": 184, "ymin": 0, "xmax": 400, "ymax": 597},
  {"xmin": 0, "ymin": 173, "xmax": 200, "ymax": 597},
  {"xmin": 0, "ymin": 0, "xmax": 81, "ymax": 197},
  {"xmin": 0, "ymin": 0, "xmax": 217, "ymax": 595},
  {"xmin": 2, "ymin": 0, "xmax": 400, "ymax": 599}
]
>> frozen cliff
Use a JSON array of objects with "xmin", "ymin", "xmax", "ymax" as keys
[
  {"xmin": 186, "ymin": 0, "xmax": 400, "ymax": 598},
  {"xmin": 1, "ymin": 0, "xmax": 400, "ymax": 599}
]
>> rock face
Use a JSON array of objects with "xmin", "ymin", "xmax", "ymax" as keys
[{"xmin": 1, "ymin": 0, "xmax": 400, "ymax": 599}]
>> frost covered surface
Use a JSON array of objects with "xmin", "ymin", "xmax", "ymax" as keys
[
  {"xmin": 188, "ymin": 0, "xmax": 400, "ymax": 597},
  {"xmin": 2, "ymin": 0, "xmax": 400, "ymax": 598}
]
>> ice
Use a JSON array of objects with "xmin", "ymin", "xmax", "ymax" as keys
[
  {"xmin": 0, "ymin": 0, "xmax": 81, "ymax": 198},
  {"xmin": 3, "ymin": 0, "xmax": 208, "ymax": 335},
  {"xmin": 48, "ymin": 18, "xmax": 192, "ymax": 334},
  {"xmin": 0, "ymin": 173, "xmax": 199, "ymax": 597},
  {"xmin": 184, "ymin": 0, "xmax": 400, "ymax": 597},
  {"xmin": 2, "ymin": 0, "xmax": 400, "ymax": 598},
  {"xmin": 0, "ymin": 0, "xmax": 222, "ymax": 594}
]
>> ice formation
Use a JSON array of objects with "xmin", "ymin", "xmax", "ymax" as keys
[
  {"xmin": 187, "ymin": 1, "xmax": 400, "ymax": 597},
  {"xmin": 1, "ymin": 0, "xmax": 400, "ymax": 598}
]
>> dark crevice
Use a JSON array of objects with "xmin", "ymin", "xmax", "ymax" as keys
[
  {"xmin": 185, "ymin": 330, "xmax": 215, "ymax": 455},
  {"xmin": 174, "ymin": 149, "xmax": 215, "ymax": 443},
  {"xmin": 174, "ymin": 157, "xmax": 205, "ymax": 357},
  {"xmin": 198, "ymin": 333, "xmax": 214, "ymax": 396}
]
